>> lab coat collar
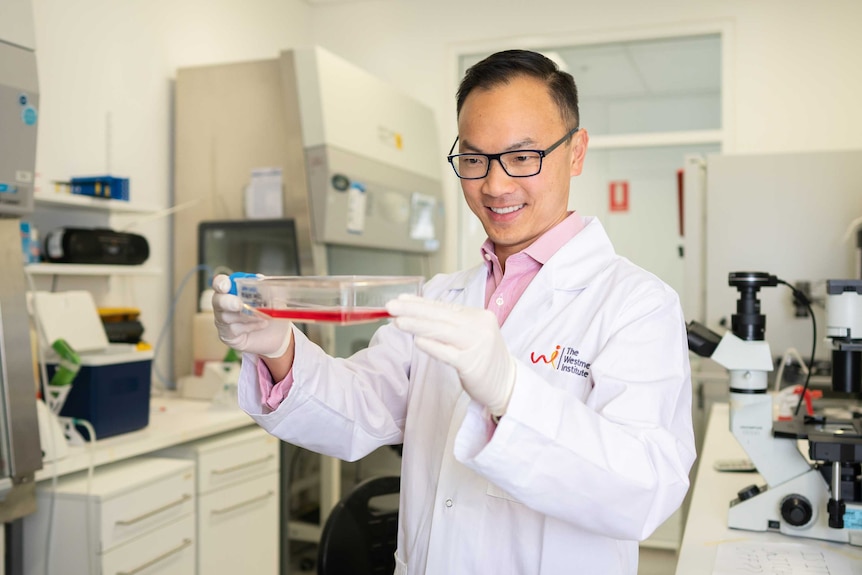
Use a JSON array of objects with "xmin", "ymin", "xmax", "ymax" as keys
[
  {"xmin": 542, "ymin": 216, "xmax": 616, "ymax": 291},
  {"xmin": 445, "ymin": 216, "xmax": 615, "ymax": 295}
]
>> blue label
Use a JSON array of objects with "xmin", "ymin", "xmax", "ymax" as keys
[
  {"xmin": 0, "ymin": 184, "xmax": 14, "ymax": 193},
  {"xmin": 22, "ymin": 106, "xmax": 37, "ymax": 126},
  {"xmin": 228, "ymin": 272, "xmax": 258, "ymax": 295},
  {"xmin": 846, "ymin": 507, "xmax": 862, "ymax": 530}
]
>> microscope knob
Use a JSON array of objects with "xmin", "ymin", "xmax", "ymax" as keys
[
  {"xmin": 827, "ymin": 498, "xmax": 846, "ymax": 529},
  {"xmin": 737, "ymin": 484, "xmax": 761, "ymax": 501},
  {"xmin": 780, "ymin": 495, "xmax": 813, "ymax": 527}
]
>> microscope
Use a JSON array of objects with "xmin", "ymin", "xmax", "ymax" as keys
[{"xmin": 687, "ymin": 272, "xmax": 862, "ymax": 546}]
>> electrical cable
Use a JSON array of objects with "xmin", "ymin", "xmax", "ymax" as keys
[
  {"xmin": 150, "ymin": 263, "xmax": 211, "ymax": 392},
  {"xmin": 22, "ymin": 268, "xmax": 60, "ymax": 575},
  {"xmin": 773, "ymin": 347, "xmax": 809, "ymax": 393},
  {"xmin": 26, "ymin": 271, "xmax": 102, "ymax": 575},
  {"xmin": 74, "ymin": 417, "xmax": 98, "ymax": 575},
  {"xmin": 843, "ymin": 215, "xmax": 862, "ymax": 244},
  {"xmin": 118, "ymin": 199, "xmax": 201, "ymax": 233},
  {"xmin": 776, "ymin": 278, "xmax": 817, "ymax": 416}
]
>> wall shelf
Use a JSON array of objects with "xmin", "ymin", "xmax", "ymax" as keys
[
  {"xmin": 33, "ymin": 193, "xmax": 160, "ymax": 214},
  {"xmin": 25, "ymin": 263, "xmax": 161, "ymax": 276}
]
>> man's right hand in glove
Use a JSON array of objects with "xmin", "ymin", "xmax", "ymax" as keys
[{"xmin": 211, "ymin": 275, "xmax": 294, "ymax": 375}]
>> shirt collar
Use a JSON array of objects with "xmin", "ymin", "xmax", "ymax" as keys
[{"xmin": 480, "ymin": 211, "xmax": 586, "ymax": 271}]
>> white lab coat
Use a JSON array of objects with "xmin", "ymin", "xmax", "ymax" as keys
[{"xmin": 238, "ymin": 217, "xmax": 696, "ymax": 575}]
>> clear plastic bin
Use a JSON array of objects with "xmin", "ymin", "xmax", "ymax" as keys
[{"xmin": 235, "ymin": 275, "xmax": 423, "ymax": 325}]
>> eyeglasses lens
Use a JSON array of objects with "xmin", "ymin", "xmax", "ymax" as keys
[{"xmin": 453, "ymin": 151, "xmax": 542, "ymax": 179}]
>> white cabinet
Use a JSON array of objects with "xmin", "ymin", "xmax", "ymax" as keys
[
  {"xmin": 198, "ymin": 472, "xmax": 280, "ymax": 573},
  {"xmin": 23, "ymin": 457, "xmax": 196, "ymax": 575},
  {"xmin": 155, "ymin": 426, "xmax": 280, "ymax": 574}
]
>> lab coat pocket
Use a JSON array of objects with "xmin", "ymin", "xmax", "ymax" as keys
[
  {"xmin": 394, "ymin": 551, "xmax": 407, "ymax": 575},
  {"xmin": 486, "ymin": 481, "xmax": 521, "ymax": 503}
]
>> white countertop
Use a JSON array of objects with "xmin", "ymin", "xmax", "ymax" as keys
[
  {"xmin": 35, "ymin": 395, "xmax": 256, "ymax": 482},
  {"xmin": 675, "ymin": 402, "xmax": 862, "ymax": 574}
]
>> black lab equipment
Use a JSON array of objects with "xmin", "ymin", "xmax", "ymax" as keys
[{"xmin": 43, "ymin": 227, "xmax": 149, "ymax": 265}]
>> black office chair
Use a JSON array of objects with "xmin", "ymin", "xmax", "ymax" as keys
[{"xmin": 317, "ymin": 475, "xmax": 400, "ymax": 575}]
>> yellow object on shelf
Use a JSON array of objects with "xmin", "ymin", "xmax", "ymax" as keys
[{"xmin": 98, "ymin": 307, "xmax": 141, "ymax": 322}]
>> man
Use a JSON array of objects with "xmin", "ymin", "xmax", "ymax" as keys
[{"xmin": 213, "ymin": 49, "xmax": 695, "ymax": 574}]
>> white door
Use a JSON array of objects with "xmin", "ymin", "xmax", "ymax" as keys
[{"xmin": 575, "ymin": 143, "xmax": 720, "ymax": 299}]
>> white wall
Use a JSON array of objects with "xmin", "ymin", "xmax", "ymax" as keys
[
  {"xmin": 32, "ymin": 0, "xmax": 312, "ymax": 385},
  {"xmin": 29, "ymin": 0, "xmax": 862, "ymax": 383}
]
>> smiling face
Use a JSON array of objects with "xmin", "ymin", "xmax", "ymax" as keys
[{"xmin": 457, "ymin": 75, "xmax": 588, "ymax": 265}]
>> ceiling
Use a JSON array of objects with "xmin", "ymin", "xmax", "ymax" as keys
[
  {"xmin": 555, "ymin": 35, "xmax": 721, "ymax": 98},
  {"xmin": 461, "ymin": 34, "xmax": 721, "ymax": 101}
]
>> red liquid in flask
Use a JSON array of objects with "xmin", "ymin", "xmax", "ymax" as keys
[{"xmin": 256, "ymin": 308, "xmax": 391, "ymax": 324}]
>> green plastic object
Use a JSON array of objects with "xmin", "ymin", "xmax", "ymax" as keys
[{"xmin": 49, "ymin": 339, "xmax": 81, "ymax": 387}]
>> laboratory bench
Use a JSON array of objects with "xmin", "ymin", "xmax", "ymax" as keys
[
  {"xmin": 35, "ymin": 394, "xmax": 256, "ymax": 482},
  {"xmin": 17, "ymin": 395, "xmax": 281, "ymax": 575},
  {"xmin": 675, "ymin": 403, "xmax": 862, "ymax": 574}
]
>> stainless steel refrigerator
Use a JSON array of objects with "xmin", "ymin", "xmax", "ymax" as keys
[{"xmin": 0, "ymin": 2, "xmax": 47, "ymax": 570}]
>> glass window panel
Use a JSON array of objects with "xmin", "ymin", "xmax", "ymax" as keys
[{"xmin": 458, "ymin": 34, "xmax": 721, "ymax": 136}]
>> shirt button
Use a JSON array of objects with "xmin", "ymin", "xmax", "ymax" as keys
[
  {"xmin": 495, "ymin": 297, "xmax": 504, "ymax": 306},
  {"xmin": 484, "ymin": 253, "xmax": 492, "ymax": 261},
  {"xmin": 445, "ymin": 498, "xmax": 453, "ymax": 508}
]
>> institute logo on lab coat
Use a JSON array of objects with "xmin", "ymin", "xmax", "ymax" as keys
[{"xmin": 530, "ymin": 345, "xmax": 591, "ymax": 378}]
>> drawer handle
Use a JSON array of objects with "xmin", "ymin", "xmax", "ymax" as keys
[
  {"xmin": 211, "ymin": 454, "xmax": 275, "ymax": 476},
  {"xmin": 116, "ymin": 537, "xmax": 192, "ymax": 575},
  {"xmin": 115, "ymin": 493, "xmax": 192, "ymax": 526},
  {"xmin": 211, "ymin": 490, "xmax": 275, "ymax": 515}
]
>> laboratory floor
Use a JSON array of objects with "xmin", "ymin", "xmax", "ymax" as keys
[{"xmin": 288, "ymin": 543, "xmax": 679, "ymax": 574}]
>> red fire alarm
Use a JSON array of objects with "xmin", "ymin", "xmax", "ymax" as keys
[{"xmin": 609, "ymin": 181, "xmax": 629, "ymax": 212}]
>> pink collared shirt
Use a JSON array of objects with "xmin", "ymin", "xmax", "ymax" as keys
[
  {"xmin": 257, "ymin": 211, "xmax": 586, "ymax": 411},
  {"xmin": 481, "ymin": 211, "xmax": 585, "ymax": 326}
]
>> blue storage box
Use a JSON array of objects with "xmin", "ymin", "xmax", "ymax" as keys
[
  {"xmin": 47, "ymin": 348, "xmax": 152, "ymax": 440},
  {"xmin": 70, "ymin": 175, "xmax": 129, "ymax": 201}
]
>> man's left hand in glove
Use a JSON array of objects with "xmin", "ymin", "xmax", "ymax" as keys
[{"xmin": 386, "ymin": 294, "xmax": 516, "ymax": 417}]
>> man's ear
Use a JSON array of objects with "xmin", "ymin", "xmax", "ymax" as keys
[{"xmin": 570, "ymin": 129, "xmax": 589, "ymax": 177}]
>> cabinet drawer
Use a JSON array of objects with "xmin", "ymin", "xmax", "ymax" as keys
[
  {"xmin": 98, "ymin": 459, "xmax": 196, "ymax": 552},
  {"xmin": 101, "ymin": 514, "xmax": 195, "ymax": 575},
  {"xmin": 158, "ymin": 426, "xmax": 279, "ymax": 493},
  {"xmin": 198, "ymin": 472, "xmax": 280, "ymax": 574},
  {"xmin": 24, "ymin": 458, "xmax": 196, "ymax": 573}
]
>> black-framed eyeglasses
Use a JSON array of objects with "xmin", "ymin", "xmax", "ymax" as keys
[{"xmin": 446, "ymin": 126, "xmax": 580, "ymax": 180}]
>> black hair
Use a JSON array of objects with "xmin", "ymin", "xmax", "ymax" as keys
[{"xmin": 456, "ymin": 49, "xmax": 580, "ymax": 129}]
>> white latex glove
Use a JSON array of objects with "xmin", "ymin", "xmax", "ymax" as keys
[
  {"xmin": 211, "ymin": 274, "xmax": 292, "ymax": 359},
  {"xmin": 386, "ymin": 294, "xmax": 516, "ymax": 416}
]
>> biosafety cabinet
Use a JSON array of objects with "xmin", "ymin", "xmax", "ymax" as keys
[
  {"xmin": 172, "ymin": 46, "xmax": 444, "ymax": 379},
  {"xmin": 172, "ymin": 46, "xmax": 444, "ymax": 568}
]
